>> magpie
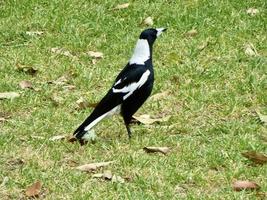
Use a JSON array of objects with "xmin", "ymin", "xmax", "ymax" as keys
[{"xmin": 73, "ymin": 28, "xmax": 167, "ymax": 143}]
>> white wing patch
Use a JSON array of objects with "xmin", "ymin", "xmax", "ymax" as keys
[
  {"xmin": 112, "ymin": 70, "xmax": 150, "ymax": 100},
  {"xmin": 129, "ymin": 39, "xmax": 150, "ymax": 65},
  {"xmin": 84, "ymin": 105, "xmax": 121, "ymax": 131},
  {"xmin": 114, "ymin": 79, "xmax": 121, "ymax": 86}
]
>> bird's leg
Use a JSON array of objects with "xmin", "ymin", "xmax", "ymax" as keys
[{"xmin": 125, "ymin": 124, "xmax": 132, "ymax": 139}]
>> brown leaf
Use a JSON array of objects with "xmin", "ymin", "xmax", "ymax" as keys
[
  {"xmin": 87, "ymin": 51, "xmax": 103, "ymax": 59},
  {"xmin": 76, "ymin": 97, "xmax": 89, "ymax": 110},
  {"xmin": 19, "ymin": 80, "xmax": 33, "ymax": 89},
  {"xmin": 0, "ymin": 92, "xmax": 20, "ymax": 100},
  {"xmin": 49, "ymin": 75, "xmax": 70, "ymax": 86},
  {"xmin": 7, "ymin": 158, "xmax": 24, "ymax": 167},
  {"xmin": 244, "ymin": 43, "xmax": 258, "ymax": 56},
  {"xmin": 63, "ymin": 85, "xmax": 76, "ymax": 91},
  {"xmin": 113, "ymin": 3, "xmax": 129, "ymax": 10},
  {"xmin": 49, "ymin": 135, "xmax": 67, "ymax": 141},
  {"xmin": 16, "ymin": 65, "xmax": 38, "ymax": 75},
  {"xmin": 143, "ymin": 146, "xmax": 170, "ymax": 155},
  {"xmin": 103, "ymin": 170, "xmax": 113, "ymax": 180},
  {"xmin": 92, "ymin": 171, "xmax": 125, "ymax": 183},
  {"xmin": 132, "ymin": 114, "xmax": 170, "ymax": 125},
  {"xmin": 25, "ymin": 31, "xmax": 44, "ymax": 36},
  {"xmin": 143, "ymin": 17, "xmax": 153, "ymax": 26},
  {"xmin": 242, "ymin": 151, "xmax": 267, "ymax": 165},
  {"xmin": 50, "ymin": 93, "xmax": 64, "ymax": 106},
  {"xmin": 150, "ymin": 91, "xmax": 170, "ymax": 101},
  {"xmin": 186, "ymin": 29, "xmax": 198, "ymax": 37},
  {"xmin": 76, "ymin": 97, "xmax": 98, "ymax": 110},
  {"xmin": 233, "ymin": 180, "xmax": 260, "ymax": 191},
  {"xmin": 25, "ymin": 181, "xmax": 42, "ymax": 197},
  {"xmin": 112, "ymin": 175, "xmax": 125, "ymax": 183},
  {"xmin": 0, "ymin": 117, "xmax": 6, "ymax": 122},
  {"xmin": 76, "ymin": 161, "xmax": 114, "ymax": 172},
  {"xmin": 92, "ymin": 173, "xmax": 104, "ymax": 178},
  {"xmin": 256, "ymin": 111, "xmax": 267, "ymax": 123},
  {"xmin": 246, "ymin": 8, "xmax": 259, "ymax": 16},
  {"xmin": 51, "ymin": 47, "xmax": 74, "ymax": 57},
  {"xmin": 92, "ymin": 59, "xmax": 97, "ymax": 65}
]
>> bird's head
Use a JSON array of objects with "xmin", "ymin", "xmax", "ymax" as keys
[{"xmin": 139, "ymin": 28, "xmax": 167, "ymax": 46}]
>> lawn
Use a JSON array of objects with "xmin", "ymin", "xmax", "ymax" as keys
[{"xmin": 0, "ymin": 0, "xmax": 266, "ymax": 199}]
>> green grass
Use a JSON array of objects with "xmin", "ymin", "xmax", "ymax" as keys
[{"xmin": 0, "ymin": 0, "xmax": 267, "ymax": 199}]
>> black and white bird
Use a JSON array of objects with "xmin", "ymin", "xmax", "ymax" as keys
[{"xmin": 73, "ymin": 28, "xmax": 167, "ymax": 144}]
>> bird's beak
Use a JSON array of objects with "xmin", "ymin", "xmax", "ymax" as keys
[{"xmin": 156, "ymin": 28, "xmax": 167, "ymax": 37}]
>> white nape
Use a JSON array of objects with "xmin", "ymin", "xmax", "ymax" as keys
[
  {"xmin": 84, "ymin": 105, "xmax": 121, "ymax": 132},
  {"xmin": 112, "ymin": 70, "xmax": 150, "ymax": 100},
  {"xmin": 129, "ymin": 39, "xmax": 150, "ymax": 65}
]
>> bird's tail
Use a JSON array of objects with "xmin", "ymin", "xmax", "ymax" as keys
[
  {"xmin": 73, "ymin": 112, "xmax": 100, "ymax": 140},
  {"xmin": 73, "ymin": 90, "xmax": 121, "ymax": 140}
]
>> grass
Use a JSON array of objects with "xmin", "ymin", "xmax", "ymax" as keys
[{"xmin": 0, "ymin": 0, "xmax": 267, "ymax": 199}]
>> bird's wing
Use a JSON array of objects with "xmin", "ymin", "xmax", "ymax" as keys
[
  {"xmin": 74, "ymin": 66, "xmax": 151, "ymax": 139},
  {"xmin": 112, "ymin": 66, "xmax": 151, "ymax": 100}
]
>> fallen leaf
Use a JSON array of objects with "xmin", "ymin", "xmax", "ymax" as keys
[
  {"xmin": 143, "ymin": 17, "xmax": 153, "ymax": 26},
  {"xmin": 186, "ymin": 29, "xmax": 198, "ymax": 37},
  {"xmin": 103, "ymin": 170, "xmax": 113, "ymax": 180},
  {"xmin": 51, "ymin": 47, "xmax": 74, "ymax": 57},
  {"xmin": 7, "ymin": 158, "xmax": 24, "ymax": 166},
  {"xmin": 76, "ymin": 161, "xmax": 114, "ymax": 172},
  {"xmin": 92, "ymin": 59, "xmax": 97, "ymax": 65},
  {"xmin": 256, "ymin": 111, "xmax": 267, "ymax": 123},
  {"xmin": 133, "ymin": 114, "xmax": 170, "ymax": 125},
  {"xmin": 63, "ymin": 85, "xmax": 76, "ymax": 90},
  {"xmin": 233, "ymin": 180, "xmax": 260, "ymax": 191},
  {"xmin": 49, "ymin": 75, "xmax": 70, "ymax": 85},
  {"xmin": 25, "ymin": 31, "xmax": 44, "ymax": 36},
  {"xmin": 174, "ymin": 185, "xmax": 187, "ymax": 198},
  {"xmin": 112, "ymin": 175, "xmax": 125, "ymax": 183},
  {"xmin": 50, "ymin": 93, "xmax": 64, "ymax": 106},
  {"xmin": 0, "ymin": 117, "xmax": 6, "ymax": 122},
  {"xmin": 92, "ymin": 173, "xmax": 104, "ymax": 178},
  {"xmin": 16, "ymin": 65, "xmax": 38, "ymax": 75},
  {"xmin": 87, "ymin": 51, "xmax": 103, "ymax": 59},
  {"xmin": 92, "ymin": 171, "xmax": 125, "ymax": 183},
  {"xmin": 113, "ymin": 3, "xmax": 129, "ymax": 10},
  {"xmin": 0, "ymin": 92, "xmax": 20, "ymax": 100},
  {"xmin": 246, "ymin": 8, "xmax": 259, "ymax": 16},
  {"xmin": 19, "ymin": 80, "xmax": 33, "ymax": 89},
  {"xmin": 76, "ymin": 97, "xmax": 98, "ymax": 110},
  {"xmin": 64, "ymin": 159, "xmax": 78, "ymax": 167},
  {"xmin": 76, "ymin": 97, "xmax": 89, "ymax": 110},
  {"xmin": 242, "ymin": 151, "xmax": 267, "ymax": 165},
  {"xmin": 7, "ymin": 158, "xmax": 24, "ymax": 170},
  {"xmin": 244, "ymin": 43, "xmax": 258, "ymax": 56},
  {"xmin": 25, "ymin": 180, "xmax": 42, "ymax": 197},
  {"xmin": 150, "ymin": 91, "xmax": 170, "ymax": 101},
  {"xmin": 143, "ymin": 146, "xmax": 170, "ymax": 155},
  {"xmin": 49, "ymin": 135, "xmax": 67, "ymax": 141}
]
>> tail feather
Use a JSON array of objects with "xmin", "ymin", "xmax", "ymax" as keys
[
  {"xmin": 73, "ymin": 90, "xmax": 122, "ymax": 140},
  {"xmin": 73, "ymin": 113, "xmax": 99, "ymax": 139}
]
